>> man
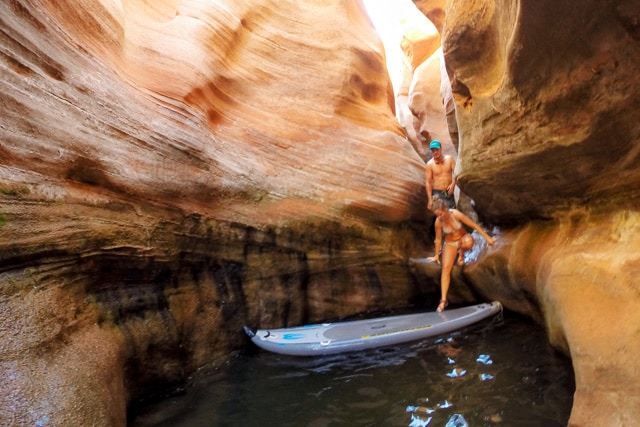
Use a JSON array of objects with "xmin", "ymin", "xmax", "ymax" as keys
[{"xmin": 425, "ymin": 140, "xmax": 456, "ymax": 210}]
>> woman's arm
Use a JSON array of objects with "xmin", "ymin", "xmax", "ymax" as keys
[
  {"xmin": 455, "ymin": 210, "xmax": 496, "ymax": 245},
  {"xmin": 427, "ymin": 219, "xmax": 443, "ymax": 262}
]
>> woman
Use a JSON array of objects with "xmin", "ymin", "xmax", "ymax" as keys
[{"xmin": 427, "ymin": 198, "xmax": 496, "ymax": 312}]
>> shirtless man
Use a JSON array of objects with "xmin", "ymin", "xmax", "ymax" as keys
[{"xmin": 425, "ymin": 140, "xmax": 456, "ymax": 210}]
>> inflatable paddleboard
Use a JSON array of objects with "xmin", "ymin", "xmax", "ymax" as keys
[{"xmin": 244, "ymin": 301, "xmax": 502, "ymax": 356}]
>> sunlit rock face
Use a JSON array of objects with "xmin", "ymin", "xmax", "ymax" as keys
[
  {"xmin": 412, "ymin": 0, "xmax": 640, "ymax": 425},
  {"xmin": 406, "ymin": 49, "xmax": 456, "ymax": 156},
  {"xmin": 395, "ymin": 26, "xmax": 443, "ymax": 160},
  {"xmin": 2, "ymin": 0, "xmax": 639, "ymax": 425},
  {"xmin": 0, "ymin": 0, "xmax": 430, "ymax": 425},
  {"xmin": 3, "ymin": 0, "xmax": 422, "ymax": 225},
  {"xmin": 395, "ymin": 21, "xmax": 459, "ymax": 162}
]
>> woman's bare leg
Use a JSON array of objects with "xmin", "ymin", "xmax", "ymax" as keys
[
  {"xmin": 438, "ymin": 243, "xmax": 458, "ymax": 311},
  {"xmin": 457, "ymin": 234, "xmax": 475, "ymax": 265}
]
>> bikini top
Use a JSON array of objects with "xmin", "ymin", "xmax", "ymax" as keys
[{"xmin": 442, "ymin": 216, "xmax": 463, "ymax": 234}]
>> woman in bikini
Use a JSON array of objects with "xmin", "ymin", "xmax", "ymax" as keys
[{"xmin": 427, "ymin": 198, "xmax": 497, "ymax": 312}]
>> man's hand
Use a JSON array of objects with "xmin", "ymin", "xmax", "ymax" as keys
[
  {"xmin": 427, "ymin": 199, "xmax": 433, "ymax": 210},
  {"xmin": 427, "ymin": 255, "xmax": 440, "ymax": 264}
]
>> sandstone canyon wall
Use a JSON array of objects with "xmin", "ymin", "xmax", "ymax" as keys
[
  {"xmin": 0, "ymin": 0, "xmax": 639, "ymax": 426},
  {"xmin": 1, "ymin": 1, "xmax": 430, "ymax": 425},
  {"xmin": 411, "ymin": 0, "xmax": 640, "ymax": 426}
]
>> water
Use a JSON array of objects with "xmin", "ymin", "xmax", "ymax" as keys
[{"xmin": 130, "ymin": 311, "xmax": 574, "ymax": 427}]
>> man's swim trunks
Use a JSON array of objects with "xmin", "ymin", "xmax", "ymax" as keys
[{"xmin": 432, "ymin": 190, "xmax": 455, "ymax": 208}]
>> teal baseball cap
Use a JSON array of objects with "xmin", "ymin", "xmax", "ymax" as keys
[{"xmin": 429, "ymin": 140, "xmax": 441, "ymax": 149}]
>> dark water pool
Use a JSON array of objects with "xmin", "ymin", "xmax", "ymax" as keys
[{"xmin": 130, "ymin": 311, "xmax": 574, "ymax": 427}]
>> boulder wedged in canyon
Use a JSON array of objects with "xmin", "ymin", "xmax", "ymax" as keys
[{"xmin": 1, "ymin": 0, "xmax": 639, "ymax": 426}]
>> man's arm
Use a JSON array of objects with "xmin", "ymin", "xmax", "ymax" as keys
[
  {"xmin": 447, "ymin": 156, "xmax": 457, "ymax": 195},
  {"xmin": 425, "ymin": 162, "xmax": 434, "ymax": 209}
]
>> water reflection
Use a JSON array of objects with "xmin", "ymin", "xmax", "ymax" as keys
[{"xmin": 130, "ymin": 311, "xmax": 574, "ymax": 427}]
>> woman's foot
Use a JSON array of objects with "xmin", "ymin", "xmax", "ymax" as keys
[{"xmin": 437, "ymin": 299, "xmax": 448, "ymax": 312}]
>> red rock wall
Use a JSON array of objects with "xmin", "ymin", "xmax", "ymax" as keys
[
  {"xmin": 0, "ymin": 0, "xmax": 430, "ymax": 425},
  {"xmin": 411, "ymin": 1, "xmax": 640, "ymax": 425},
  {"xmin": 2, "ymin": 0, "xmax": 640, "ymax": 425}
]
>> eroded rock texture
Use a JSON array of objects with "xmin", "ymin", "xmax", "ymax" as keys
[
  {"xmin": 1, "ymin": 0, "xmax": 639, "ymax": 426},
  {"xmin": 410, "ymin": 0, "xmax": 640, "ymax": 426},
  {"xmin": 1, "ymin": 0, "xmax": 429, "ymax": 425}
]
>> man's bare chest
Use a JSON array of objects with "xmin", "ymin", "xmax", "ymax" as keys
[{"xmin": 432, "ymin": 161, "xmax": 450, "ymax": 175}]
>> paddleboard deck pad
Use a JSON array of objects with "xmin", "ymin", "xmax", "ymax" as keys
[{"xmin": 244, "ymin": 301, "xmax": 502, "ymax": 356}]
